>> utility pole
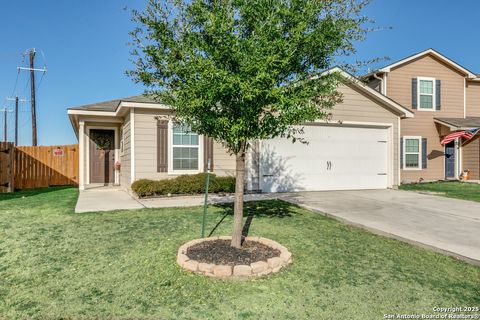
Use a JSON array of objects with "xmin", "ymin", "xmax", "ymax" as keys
[
  {"xmin": 15, "ymin": 97, "xmax": 18, "ymax": 146},
  {"xmin": 1, "ymin": 108, "xmax": 13, "ymax": 143},
  {"xmin": 6, "ymin": 97, "xmax": 28, "ymax": 146},
  {"xmin": 30, "ymin": 48, "xmax": 37, "ymax": 146},
  {"xmin": 3, "ymin": 108, "xmax": 6, "ymax": 143},
  {"xmin": 16, "ymin": 48, "xmax": 46, "ymax": 146}
]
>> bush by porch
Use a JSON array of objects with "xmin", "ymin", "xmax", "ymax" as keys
[{"xmin": 131, "ymin": 173, "xmax": 235, "ymax": 198}]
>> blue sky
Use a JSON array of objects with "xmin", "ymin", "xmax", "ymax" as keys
[{"xmin": 1, "ymin": 0, "xmax": 479, "ymax": 146}]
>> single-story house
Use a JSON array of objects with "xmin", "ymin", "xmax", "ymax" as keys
[{"xmin": 67, "ymin": 68, "xmax": 413, "ymax": 193}]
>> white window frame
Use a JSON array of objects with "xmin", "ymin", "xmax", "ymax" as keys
[
  {"xmin": 167, "ymin": 120, "xmax": 204, "ymax": 175},
  {"xmin": 403, "ymin": 136, "xmax": 422, "ymax": 170},
  {"xmin": 417, "ymin": 77, "xmax": 436, "ymax": 111}
]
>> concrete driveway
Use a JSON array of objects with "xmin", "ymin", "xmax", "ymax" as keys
[{"xmin": 281, "ymin": 190, "xmax": 480, "ymax": 265}]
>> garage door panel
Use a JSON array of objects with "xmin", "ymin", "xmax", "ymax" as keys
[{"xmin": 260, "ymin": 125, "xmax": 389, "ymax": 192}]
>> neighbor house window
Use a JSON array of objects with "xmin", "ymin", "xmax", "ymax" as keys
[
  {"xmin": 172, "ymin": 124, "xmax": 199, "ymax": 171},
  {"xmin": 418, "ymin": 77, "xmax": 435, "ymax": 110},
  {"xmin": 403, "ymin": 137, "xmax": 421, "ymax": 169}
]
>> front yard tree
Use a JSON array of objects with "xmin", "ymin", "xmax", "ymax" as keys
[{"xmin": 130, "ymin": 0, "xmax": 370, "ymax": 248}]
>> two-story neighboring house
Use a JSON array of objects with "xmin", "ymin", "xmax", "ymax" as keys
[{"xmin": 364, "ymin": 49, "xmax": 480, "ymax": 182}]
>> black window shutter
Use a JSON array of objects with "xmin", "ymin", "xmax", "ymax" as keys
[
  {"xmin": 412, "ymin": 78, "xmax": 418, "ymax": 109},
  {"xmin": 422, "ymin": 138, "xmax": 427, "ymax": 169},
  {"xmin": 435, "ymin": 80, "xmax": 441, "ymax": 110},
  {"xmin": 203, "ymin": 136, "xmax": 214, "ymax": 172},
  {"xmin": 400, "ymin": 138, "xmax": 403, "ymax": 169},
  {"xmin": 157, "ymin": 120, "xmax": 168, "ymax": 172}
]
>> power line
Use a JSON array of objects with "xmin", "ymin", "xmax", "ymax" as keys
[
  {"xmin": 15, "ymin": 48, "xmax": 47, "ymax": 146},
  {"xmin": 2, "ymin": 48, "xmax": 47, "ymax": 146}
]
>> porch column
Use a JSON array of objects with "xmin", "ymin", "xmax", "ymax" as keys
[
  {"xmin": 114, "ymin": 126, "xmax": 120, "ymax": 186},
  {"xmin": 79, "ymin": 121, "xmax": 85, "ymax": 190},
  {"xmin": 455, "ymin": 138, "xmax": 460, "ymax": 180}
]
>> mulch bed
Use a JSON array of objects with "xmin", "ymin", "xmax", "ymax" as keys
[{"xmin": 187, "ymin": 239, "xmax": 281, "ymax": 266}]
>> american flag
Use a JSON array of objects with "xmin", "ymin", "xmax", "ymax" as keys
[{"xmin": 440, "ymin": 128, "xmax": 480, "ymax": 145}]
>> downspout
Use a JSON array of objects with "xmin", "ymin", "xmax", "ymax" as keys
[{"xmin": 373, "ymin": 73, "xmax": 383, "ymax": 94}]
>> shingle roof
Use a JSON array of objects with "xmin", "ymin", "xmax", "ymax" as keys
[
  {"xmin": 435, "ymin": 117, "xmax": 480, "ymax": 129},
  {"xmin": 68, "ymin": 94, "xmax": 158, "ymax": 112}
]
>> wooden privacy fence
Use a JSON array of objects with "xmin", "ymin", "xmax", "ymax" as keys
[
  {"xmin": 0, "ymin": 144, "xmax": 78, "ymax": 192},
  {"xmin": 0, "ymin": 142, "xmax": 14, "ymax": 193}
]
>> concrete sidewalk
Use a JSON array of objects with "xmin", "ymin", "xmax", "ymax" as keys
[
  {"xmin": 75, "ymin": 187, "xmax": 144, "ymax": 213},
  {"xmin": 139, "ymin": 193, "xmax": 276, "ymax": 208},
  {"xmin": 75, "ymin": 189, "xmax": 275, "ymax": 213}
]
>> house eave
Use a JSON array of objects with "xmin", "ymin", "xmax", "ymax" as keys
[{"xmin": 377, "ymin": 49, "xmax": 477, "ymax": 79}]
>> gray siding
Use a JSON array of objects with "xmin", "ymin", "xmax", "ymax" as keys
[
  {"xmin": 121, "ymin": 112, "xmax": 131, "ymax": 187},
  {"xmin": 134, "ymin": 109, "xmax": 169, "ymax": 180},
  {"xmin": 133, "ymin": 108, "xmax": 235, "ymax": 180}
]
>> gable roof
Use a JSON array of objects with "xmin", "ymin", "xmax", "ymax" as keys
[
  {"xmin": 323, "ymin": 67, "xmax": 413, "ymax": 118},
  {"xmin": 365, "ymin": 48, "xmax": 477, "ymax": 79},
  {"xmin": 68, "ymin": 94, "xmax": 158, "ymax": 112}
]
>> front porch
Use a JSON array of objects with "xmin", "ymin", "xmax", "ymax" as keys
[
  {"xmin": 435, "ymin": 117, "xmax": 480, "ymax": 180},
  {"xmin": 77, "ymin": 120, "xmax": 123, "ymax": 190}
]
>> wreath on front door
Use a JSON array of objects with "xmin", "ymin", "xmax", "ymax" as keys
[{"xmin": 92, "ymin": 132, "xmax": 113, "ymax": 150}]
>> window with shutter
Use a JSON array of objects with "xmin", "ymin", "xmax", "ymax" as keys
[
  {"xmin": 402, "ymin": 136, "xmax": 423, "ymax": 170},
  {"xmin": 172, "ymin": 124, "xmax": 200, "ymax": 170},
  {"xmin": 416, "ymin": 77, "xmax": 436, "ymax": 111}
]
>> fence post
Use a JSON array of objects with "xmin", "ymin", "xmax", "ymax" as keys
[
  {"xmin": 8, "ymin": 144, "xmax": 14, "ymax": 192},
  {"xmin": 0, "ymin": 142, "xmax": 14, "ymax": 193}
]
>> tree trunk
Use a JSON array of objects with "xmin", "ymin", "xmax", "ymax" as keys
[{"xmin": 231, "ymin": 144, "xmax": 246, "ymax": 248}]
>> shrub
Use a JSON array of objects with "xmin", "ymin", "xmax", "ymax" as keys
[{"xmin": 131, "ymin": 173, "xmax": 235, "ymax": 198}]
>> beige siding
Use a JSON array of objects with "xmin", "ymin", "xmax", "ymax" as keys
[
  {"xmin": 212, "ymin": 141, "xmax": 235, "ymax": 176},
  {"xmin": 134, "ymin": 109, "xmax": 169, "ymax": 180},
  {"xmin": 463, "ymin": 139, "xmax": 480, "ymax": 180},
  {"xmin": 465, "ymin": 82, "xmax": 480, "ymax": 179},
  {"xmin": 330, "ymin": 84, "xmax": 400, "ymax": 186},
  {"xmin": 120, "ymin": 113, "xmax": 131, "ymax": 186},
  {"xmin": 466, "ymin": 81, "xmax": 480, "ymax": 117},
  {"xmin": 387, "ymin": 54, "xmax": 467, "ymax": 181},
  {"xmin": 133, "ymin": 108, "xmax": 235, "ymax": 180}
]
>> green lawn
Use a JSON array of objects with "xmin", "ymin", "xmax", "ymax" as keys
[
  {"xmin": 0, "ymin": 188, "xmax": 479, "ymax": 319},
  {"xmin": 400, "ymin": 181, "xmax": 480, "ymax": 202}
]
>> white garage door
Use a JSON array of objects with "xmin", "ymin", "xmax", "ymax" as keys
[{"xmin": 260, "ymin": 124, "xmax": 389, "ymax": 192}]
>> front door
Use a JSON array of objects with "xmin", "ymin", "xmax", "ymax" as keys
[
  {"xmin": 445, "ymin": 141, "xmax": 455, "ymax": 178},
  {"xmin": 89, "ymin": 129, "xmax": 115, "ymax": 184}
]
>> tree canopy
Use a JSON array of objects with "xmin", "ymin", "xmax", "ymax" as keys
[
  {"xmin": 129, "ymin": 0, "xmax": 372, "ymax": 247},
  {"xmin": 129, "ymin": 0, "xmax": 371, "ymax": 154}
]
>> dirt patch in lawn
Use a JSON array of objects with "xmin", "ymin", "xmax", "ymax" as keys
[{"xmin": 187, "ymin": 239, "xmax": 281, "ymax": 266}]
